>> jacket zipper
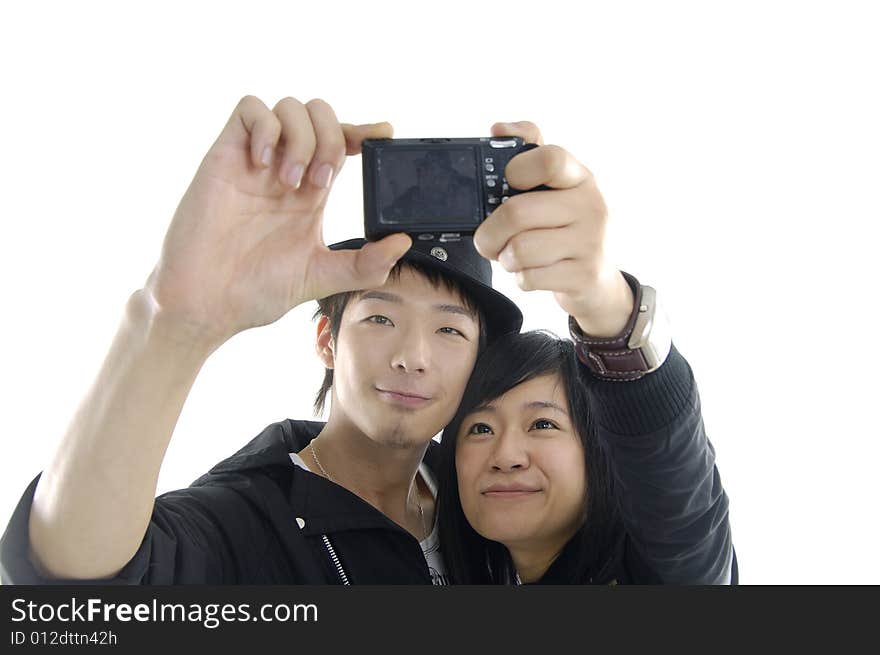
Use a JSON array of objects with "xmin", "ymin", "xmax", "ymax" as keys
[{"xmin": 321, "ymin": 534, "xmax": 351, "ymax": 585}]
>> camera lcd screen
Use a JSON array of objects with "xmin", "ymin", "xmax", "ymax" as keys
[{"xmin": 375, "ymin": 148, "xmax": 481, "ymax": 226}]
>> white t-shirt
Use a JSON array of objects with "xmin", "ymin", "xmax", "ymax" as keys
[{"xmin": 288, "ymin": 452, "xmax": 449, "ymax": 585}]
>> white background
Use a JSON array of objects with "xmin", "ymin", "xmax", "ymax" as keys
[{"xmin": 1, "ymin": 0, "xmax": 877, "ymax": 584}]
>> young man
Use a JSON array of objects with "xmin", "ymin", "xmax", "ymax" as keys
[{"xmin": 0, "ymin": 96, "xmax": 523, "ymax": 584}]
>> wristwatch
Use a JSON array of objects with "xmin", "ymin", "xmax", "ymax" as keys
[{"xmin": 568, "ymin": 271, "xmax": 672, "ymax": 381}]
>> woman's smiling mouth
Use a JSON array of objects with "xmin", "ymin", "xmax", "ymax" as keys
[{"xmin": 481, "ymin": 483, "xmax": 542, "ymax": 498}]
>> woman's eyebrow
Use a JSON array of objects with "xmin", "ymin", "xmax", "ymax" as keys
[
  {"xmin": 470, "ymin": 400, "xmax": 569, "ymax": 416},
  {"xmin": 524, "ymin": 400, "xmax": 569, "ymax": 416}
]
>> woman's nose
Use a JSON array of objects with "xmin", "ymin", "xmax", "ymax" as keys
[{"xmin": 490, "ymin": 433, "xmax": 529, "ymax": 472}]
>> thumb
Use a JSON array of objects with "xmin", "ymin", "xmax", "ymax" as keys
[
  {"xmin": 342, "ymin": 122, "xmax": 394, "ymax": 155},
  {"xmin": 353, "ymin": 233, "xmax": 413, "ymax": 286},
  {"xmin": 320, "ymin": 233, "xmax": 413, "ymax": 296}
]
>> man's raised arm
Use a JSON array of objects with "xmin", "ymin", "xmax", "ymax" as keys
[
  {"xmin": 9, "ymin": 95, "xmax": 410, "ymax": 581},
  {"xmin": 27, "ymin": 290, "xmax": 219, "ymax": 579}
]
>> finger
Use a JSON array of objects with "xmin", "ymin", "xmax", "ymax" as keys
[
  {"xmin": 317, "ymin": 233, "xmax": 413, "ymax": 295},
  {"xmin": 352, "ymin": 233, "xmax": 413, "ymax": 285},
  {"xmin": 504, "ymin": 144, "xmax": 593, "ymax": 191},
  {"xmin": 490, "ymin": 120, "xmax": 545, "ymax": 146},
  {"xmin": 219, "ymin": 95, "xmax": 282, "ymax": 170},
  {"xmin": 271, "ymin": 97, "xmax": 316, "ymax": 189},
  {"xmin": 496, "ymin": 225, "xmax": 587, "ymax": 273},
  {"xmin": 303, "ymin": 98, "xmax": 347, "ymax": 190},
  {"xmin": 473, "ymin": 188, "xmax": 576, "ymax": 260},
  {"xmin": 341, "ymin": 122, "xmax": 394, "ymax": 155},
  {"xmin": 514, "ymin": 258, "xmax": 590, "ymax": 295}
]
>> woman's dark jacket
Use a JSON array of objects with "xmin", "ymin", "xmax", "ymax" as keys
[{"xmin": 534, "ymin": 343, "xmax": 736, "ymax": 585}]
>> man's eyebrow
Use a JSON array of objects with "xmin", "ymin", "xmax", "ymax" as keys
[
  {"xmin": 471, "ymin": 400, "xmax": 569, "ymax": 416},
  {"xmin": 433, "ymin": 303, "xmax": 477, "ymax": 320},
  {"xmin": 358, "ymin": 292, "xmax": 476, "ymax": 320},
  {"xmin": 358, "ymin": 291, "xmax": 402, "ymax": 304}
]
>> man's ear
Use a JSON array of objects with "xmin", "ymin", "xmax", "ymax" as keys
[{"xmin": 316, "ymin": 315, "xmax": 335, "ymax": 369}]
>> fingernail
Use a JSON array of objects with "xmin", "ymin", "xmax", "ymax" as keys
[
  {"xmin": 312, "ymin": 163, "xmax": 334, "ymax": 189},
  {"xmin": 261, "ymin": 146, "xmax": 273, "ymax": 167},
  {"xmin": 287, "ymin": 163, "xmax": 305, "ymax": 189}
]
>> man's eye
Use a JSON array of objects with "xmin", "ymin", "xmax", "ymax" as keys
[
  {"xmin": 531, "ymin": 419, "xmax": 559, "ymax": 431},
  {"xmin": 466, "ymin": 423, "xmax": 493, "ymax": 435},
  {"xmin": 367, "ymin": 315, "xmax": 394, "ymax": 326}
]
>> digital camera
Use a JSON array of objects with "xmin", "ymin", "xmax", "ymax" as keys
[{"xmin": 361, "ymin": 136, "xmax": 550, "ymax": 242}]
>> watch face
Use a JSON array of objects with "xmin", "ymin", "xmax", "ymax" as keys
[{"xmin": 628, "ymin": 286, "xmax": 672, "ymax": 370}]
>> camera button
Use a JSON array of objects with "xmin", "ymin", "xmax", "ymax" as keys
[
  {"xmin": 489, "ymin": 138, "xmax": 518, "ymax": 148},
  {"xmin": 485, "ymin": 163, "xmax": 495, "ymax": 172}
]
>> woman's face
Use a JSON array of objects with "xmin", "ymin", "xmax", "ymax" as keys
[{"xmin": 455, "ymin": 373, "xmax": 587, "ymax": 553}]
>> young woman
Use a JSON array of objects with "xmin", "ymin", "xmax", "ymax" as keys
[{"xmin": 437, "ymin": 331, "xmax": 736, "ymax": 585}]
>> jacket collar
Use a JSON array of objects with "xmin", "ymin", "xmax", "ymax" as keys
[
  {"xmin": 200, "ymin": 419, "xmax": 324, "ymax": 477},
  {"xmin": 196, "ymin": 419, "xmax": 439, "ymax": 539},
  {"xmin": 533, "ymin": 525, "xmax": 626, "ymax": 585}
]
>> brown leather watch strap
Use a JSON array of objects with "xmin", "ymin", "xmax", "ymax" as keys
[{"xmin": 569, "ymin": 271, "xmax": 649, "ymax": 381}]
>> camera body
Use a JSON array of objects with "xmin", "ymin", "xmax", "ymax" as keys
[{"xmin": 362, "ymin": 136, "xmax": 550, "ymax": 242}]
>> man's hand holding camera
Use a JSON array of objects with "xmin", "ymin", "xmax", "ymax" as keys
[
  {"xmin": 474, "ymin": 121, "xmax": 635, "ymax": 338},
  {"xmin": 142, "ymin": 95, "xmax": 411, "ymax": 351},
  {"xmin": 145, "ymin": 96, "xmax": 631, "ymax": 351}
]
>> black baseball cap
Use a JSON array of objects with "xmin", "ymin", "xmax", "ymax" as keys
[{"xmin": 328, "ymin": 236, "xmax": 523, "ymax": 343}]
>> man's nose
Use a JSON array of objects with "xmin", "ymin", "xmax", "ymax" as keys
[
  {"xmin": 390, "ymin": 328, "xmax": 430, "ymax": 373},
  {"xmin": 490, "ymin": 432, "xmax": 529, "ymax": 472}
]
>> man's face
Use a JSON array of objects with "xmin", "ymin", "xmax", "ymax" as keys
[{"xmin": 326, "ymin": 267, "xmax": 481, "ymax": 449}]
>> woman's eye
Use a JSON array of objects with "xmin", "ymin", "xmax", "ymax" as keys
[
  {"xmin": 466, "ymin": 423, "xmax": 493, "ymax": 435},
  {"xmin": 367, "ymin": 315, "xmax": 394, "ymax": 326},
  {"xmin": 438, "ymin": 327, "xmax": 464, "ymax": 337},
  {"xmin": 531, "ymin": 419, "xmax": 558, "ymax": 431}
]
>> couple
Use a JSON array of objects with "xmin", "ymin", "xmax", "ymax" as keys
[{"xmin": 0, "ymin": 95, "xmax": 735, "ymax": 585}]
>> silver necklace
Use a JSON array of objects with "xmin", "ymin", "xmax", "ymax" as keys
[{"xmin": 309, "ymin": 440, "xmax": 428, "ymax": 541}]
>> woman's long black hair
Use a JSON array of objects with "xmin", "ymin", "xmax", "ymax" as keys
[{"xmin": 437, "ymin": 330, "xmax": 623, "ymax": 584}]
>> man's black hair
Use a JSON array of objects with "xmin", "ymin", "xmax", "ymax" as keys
[
  {"xmin": 436, "ymin": 330, "xmax": 623, "ymax": 584},
  {"xmin": 312, "ymin": 258, "xmax": 489, "ymax": 415}
]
